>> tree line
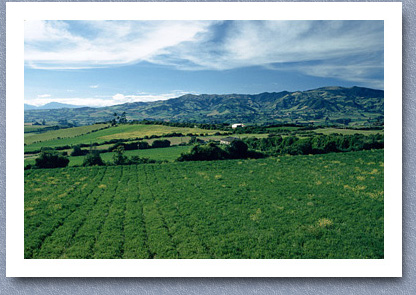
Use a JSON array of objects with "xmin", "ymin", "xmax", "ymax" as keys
[{"xmin": 242, "ymin": 133, "xmax": 383, "ymax": 156}]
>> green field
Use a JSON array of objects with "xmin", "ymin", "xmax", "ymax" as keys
[
  {"xmin": 25, "ymin": 150, "xmax": 384, "ymax": 259},
  {"xmin": 24, "ymin": 124, "xmax": 110, "ymax": 145},
  {"xmin": 25, "ymin": 145, "xmax": 192, "ymax": 166},
  {"xmin": 312, "ymin": 128, "xmax": 383, "ymax": 136},
  {"xmin": 24, "ymin": 124, "xmax": 222, "ymax": 152},
  {"xmin": 24, "ymin": 124, "xmax": 52, "ymax": 133}
]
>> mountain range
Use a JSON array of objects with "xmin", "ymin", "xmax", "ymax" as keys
[
  {"xmin": 24, "ymin": 86, "xmax": 384, "ymax": 126},
  {"xmin": 24, "ymin": 102, "xmax": 85, "ymax": 111}
]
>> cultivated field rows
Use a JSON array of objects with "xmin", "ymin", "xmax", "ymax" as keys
[{"xmin": 25, "ymin": 150, "xmax": 384, "ymax": 259}]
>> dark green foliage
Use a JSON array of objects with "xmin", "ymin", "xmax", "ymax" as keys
[
  {"xmin": 34, "ymin": 151, "xmax": 69, "ymax": 168},
  {"xmin": 243, "ymin": 134, "xmax": 384, "ymax": 156},
  {"xmin": 112, "ymin": 146, "xmax": 128, "ymax": 165},
  {"xmin": 137, "ymin": 141, "xmax": 150, "ymax": 149},
  {"xmin": 109, "ymin": 142, "xmax": 138, "ymax": 152},
  {"xmin": 178, "ymin": 143, "xmax": 228, "ymax": 161},
  {"xmin": 178, "ymin": 141, "xmax": 264, "ymax": 162},
  {"xmin": 225, "ymin": 140, "xmax": 248, "ymax": 159},
  {"xmin": 83, "ymin": 149, "xmax": 105, "ymax": 166},
  {"xmin": 129, "ymin": 156, "xmax": 157, "ymax": 165},
  {"xmin": 151, "ymin": 139, "xmax": 170, "ymax": 148},
  {"xmin": 70, "ymin": 145, "xmax": 88, "ymax": 156},
  {"xmin": 119, "ymin": 112, "xmax": 127, "ymax": 124}
]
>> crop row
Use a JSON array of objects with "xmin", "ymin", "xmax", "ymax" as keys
[{"xmin": 25, "ymin": 150, "xmax": 384, "ymax": 259}]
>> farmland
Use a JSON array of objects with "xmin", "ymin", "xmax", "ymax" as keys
[
  {"xmin": 25, "ymin": 149, "xmax": 383, "ymax": 259},
  {"xmin": 24, "ymin": 123, "xmax": 110, "ymax": 145},
  {"xmin": 312, "ymin": 128, "xmax": 383, "ymax": 136},
  {"xmin": 24, "ymin": 145, "xmax": 192, "ymax": 166},
  {"xmin": 24, "ymin": 124, "xmax": 223, "ymax": 153}
]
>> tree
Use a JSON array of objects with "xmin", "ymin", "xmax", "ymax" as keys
[
  {"xmin": 113, "ymin": 146, "xmax": 128, "ymax": 165},
  {"xmin": 177, "ymin": 143, "xmax": 227, "ymax": 161},
  {"xmin": 151, "ymin": 139, "xmax": 171, "ymax": 148},
  {"xmin": 111, "ymin": 112, "xmax": 118, "ymax": 126},
  {"xmin": 71, "ymin": 145, "xmax": 88, "ymax": 156},
  {"xmin": 35, "ymin": 151, "xmax": 69, "ymax": 168},
  {"xmin": 225, "ymin": 140, "xmax": 248, "ymax": 159},
  {"xmin": 82, "ymin": 148, "xmax": 105, "ymax": 166},
  {"xmin": 137, "ymin": 141, "xmax": 150, "ymax": 149},
  {"xmin": 119, "ymin": 112, "xmax": 127, "ymax": 124}
]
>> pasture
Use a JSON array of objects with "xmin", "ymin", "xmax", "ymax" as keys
[
  {"xmin": 24, "ymin": 124, "xmax": 110, "ymax": 145},
  {"xmin": 25, "ymin": 150, "xmax": 384, "ymax": 259},
  {"xmin": 313, "ymin": 128, "xmax": 383, "ymax": 136},
  {"xmin": 25, "ymin": 145, "xmax": 193, "ymax": 166},
  {"xmin": 24, "ymin": 124, "xmax": 222, "ymax": 152}
]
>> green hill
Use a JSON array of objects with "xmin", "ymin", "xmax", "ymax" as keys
[{"xmin": 24, "ymin": 86, "xmax": 384, "ymax": 125}]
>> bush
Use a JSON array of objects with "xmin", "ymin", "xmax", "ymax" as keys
[
  {"xmin": 151, "ymin": 139, "xmax": 171, "ymax": 148},
  {"xmin": 177, "ymin": 143, "xmax": 228, "ymax": 161},
  {"xmin": 137, "ymin": 141, "xmax": 150, "ymax": 149},
  {"xmin": 129, "ymin": 156, "xmax": 156, "ymax": 164},
  {"xmin": 113, "ymin": 146, "xmax": 128, "ymax": 165},
  {"xmin": 82, "ymin": 150, "xmax": 105, "ymax": 166},
  {"xmin": 225, "ymin": 140, "xmax": 248, "ymax": 159},
  {"xmin": 35, "ymin": 151, "xmax": 69, "ymax": 169},
  {"xmin": 71, "ymin": 145, "xmax": 88, "ymax": 156}
]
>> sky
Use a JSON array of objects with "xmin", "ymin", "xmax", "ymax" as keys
[{"xmin": 24, "ymin": 20, "xmax": 384, "ymax": 107}]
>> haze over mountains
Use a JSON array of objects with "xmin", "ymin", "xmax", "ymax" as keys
[
  {"xmin": 24, "ymin": 102, "xmax": 86, "ymax": 110},
  {"xmin": 24, "ymin": 86, "xmax": 384, "ymax": 126}
]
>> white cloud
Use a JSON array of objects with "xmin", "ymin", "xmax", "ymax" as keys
[
  {"xmin": 24, "ymin": 20, "xmax": 383, "ymax": 86},
  {"xmin": 111, "ymin": 91, "xmax": 192, "ymax": 104},
  {"xmin": 37, "ymin": 94, "xmax": 51, "ymax": 98},
  {"xmin": 89, "ymin": 85, "xmax": 99, "ymax": 88},
  {"xmin": 25, "ymin": 20, "xmax": 217, "ymax": 69},
  {"xmin": 25, "ymin": 90, "xmax": 193, "ymax": 108}
]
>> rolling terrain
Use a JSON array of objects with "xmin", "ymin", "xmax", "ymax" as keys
[{"xmin": 25, "ymin": 86, "xmax": 384, "ymax": 125}]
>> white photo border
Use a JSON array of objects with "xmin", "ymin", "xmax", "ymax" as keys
[{"xmin": 6, "ymin": 2, "xmax": 402, "ymax": 277}]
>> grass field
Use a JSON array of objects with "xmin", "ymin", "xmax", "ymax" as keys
[
  {"xmin": 24, "ymin": 124, "xmax": 52, "ymax": 133},
  {"xmin": 24, "ymin": 149, "xmax": 383, "ymax": 259},
  {"xmin": 24, "ymin": 124, "xmax": 222, "ymax": 152},
  {"xmin": 312, "ymin": 128, "xmax": 383, "ymax": 136},
  {"xmin": 25, "ymin": 145, "xmax": 193, "ymax": 166},
  {"xmin": 24, "ymin": 124, "xmax": 110, "ymax": 145}
]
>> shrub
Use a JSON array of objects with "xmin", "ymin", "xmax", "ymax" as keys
[
  {"xmin": 82, "ymin": 150, "xmax": 105, "ymax": 166},
  {"xmin": 71, "ymin": 145, "xmax": 88, "ymax": 156},
  {"xmin": 137, "ymin": 141, "xmax": 150, "ymax": 149},
  {"xmin": 225, "ymin": 140, "xmax": 248, "ymax": 159},
  {"xmin": 113, "ymin": 146, "xmax": 128, "ymax": 165},
  {"xmin": 151, "ymin": 139, "xmax": 171, "ymax": 148},
  {"xmin": 35, "ymin": 151, "xmax": 69, "ymax": 169},
  {"xmin": 177, "ymin": 143, "xmax": 228, "ymax": 161}
]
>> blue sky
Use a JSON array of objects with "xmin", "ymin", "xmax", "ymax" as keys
[{"xmin": 24, "ymin": 20, "xmax": 384, "ymax": 107}]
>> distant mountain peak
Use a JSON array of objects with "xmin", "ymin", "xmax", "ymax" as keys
[{"xmin": 24, "ymin": 102, "xmax": 87, "ymax": 110}]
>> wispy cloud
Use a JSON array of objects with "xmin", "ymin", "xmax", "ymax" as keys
[
  {"xmin": 37, "ymin": 94, "xmax": 51, "ymax": 98},
  {"xmin": 25, "ymin": 20, "xmax": 217, "ymax": 69},
  {"xmin": 24, "ymin": 20, "xmax": 383, "ymax": 87},
  {"xmin": 89, "ymin": 85, "xmax": 99, "ymax": 88}
]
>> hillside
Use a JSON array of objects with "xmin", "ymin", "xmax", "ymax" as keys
[{"xmin": 24, "ymin": 86, "xmax": 384, "ymax": 125}]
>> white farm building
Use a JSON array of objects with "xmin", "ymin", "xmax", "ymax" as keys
[{"xmin": 231, "ymin": 123, "xmax": 245, "ymax": 129}]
